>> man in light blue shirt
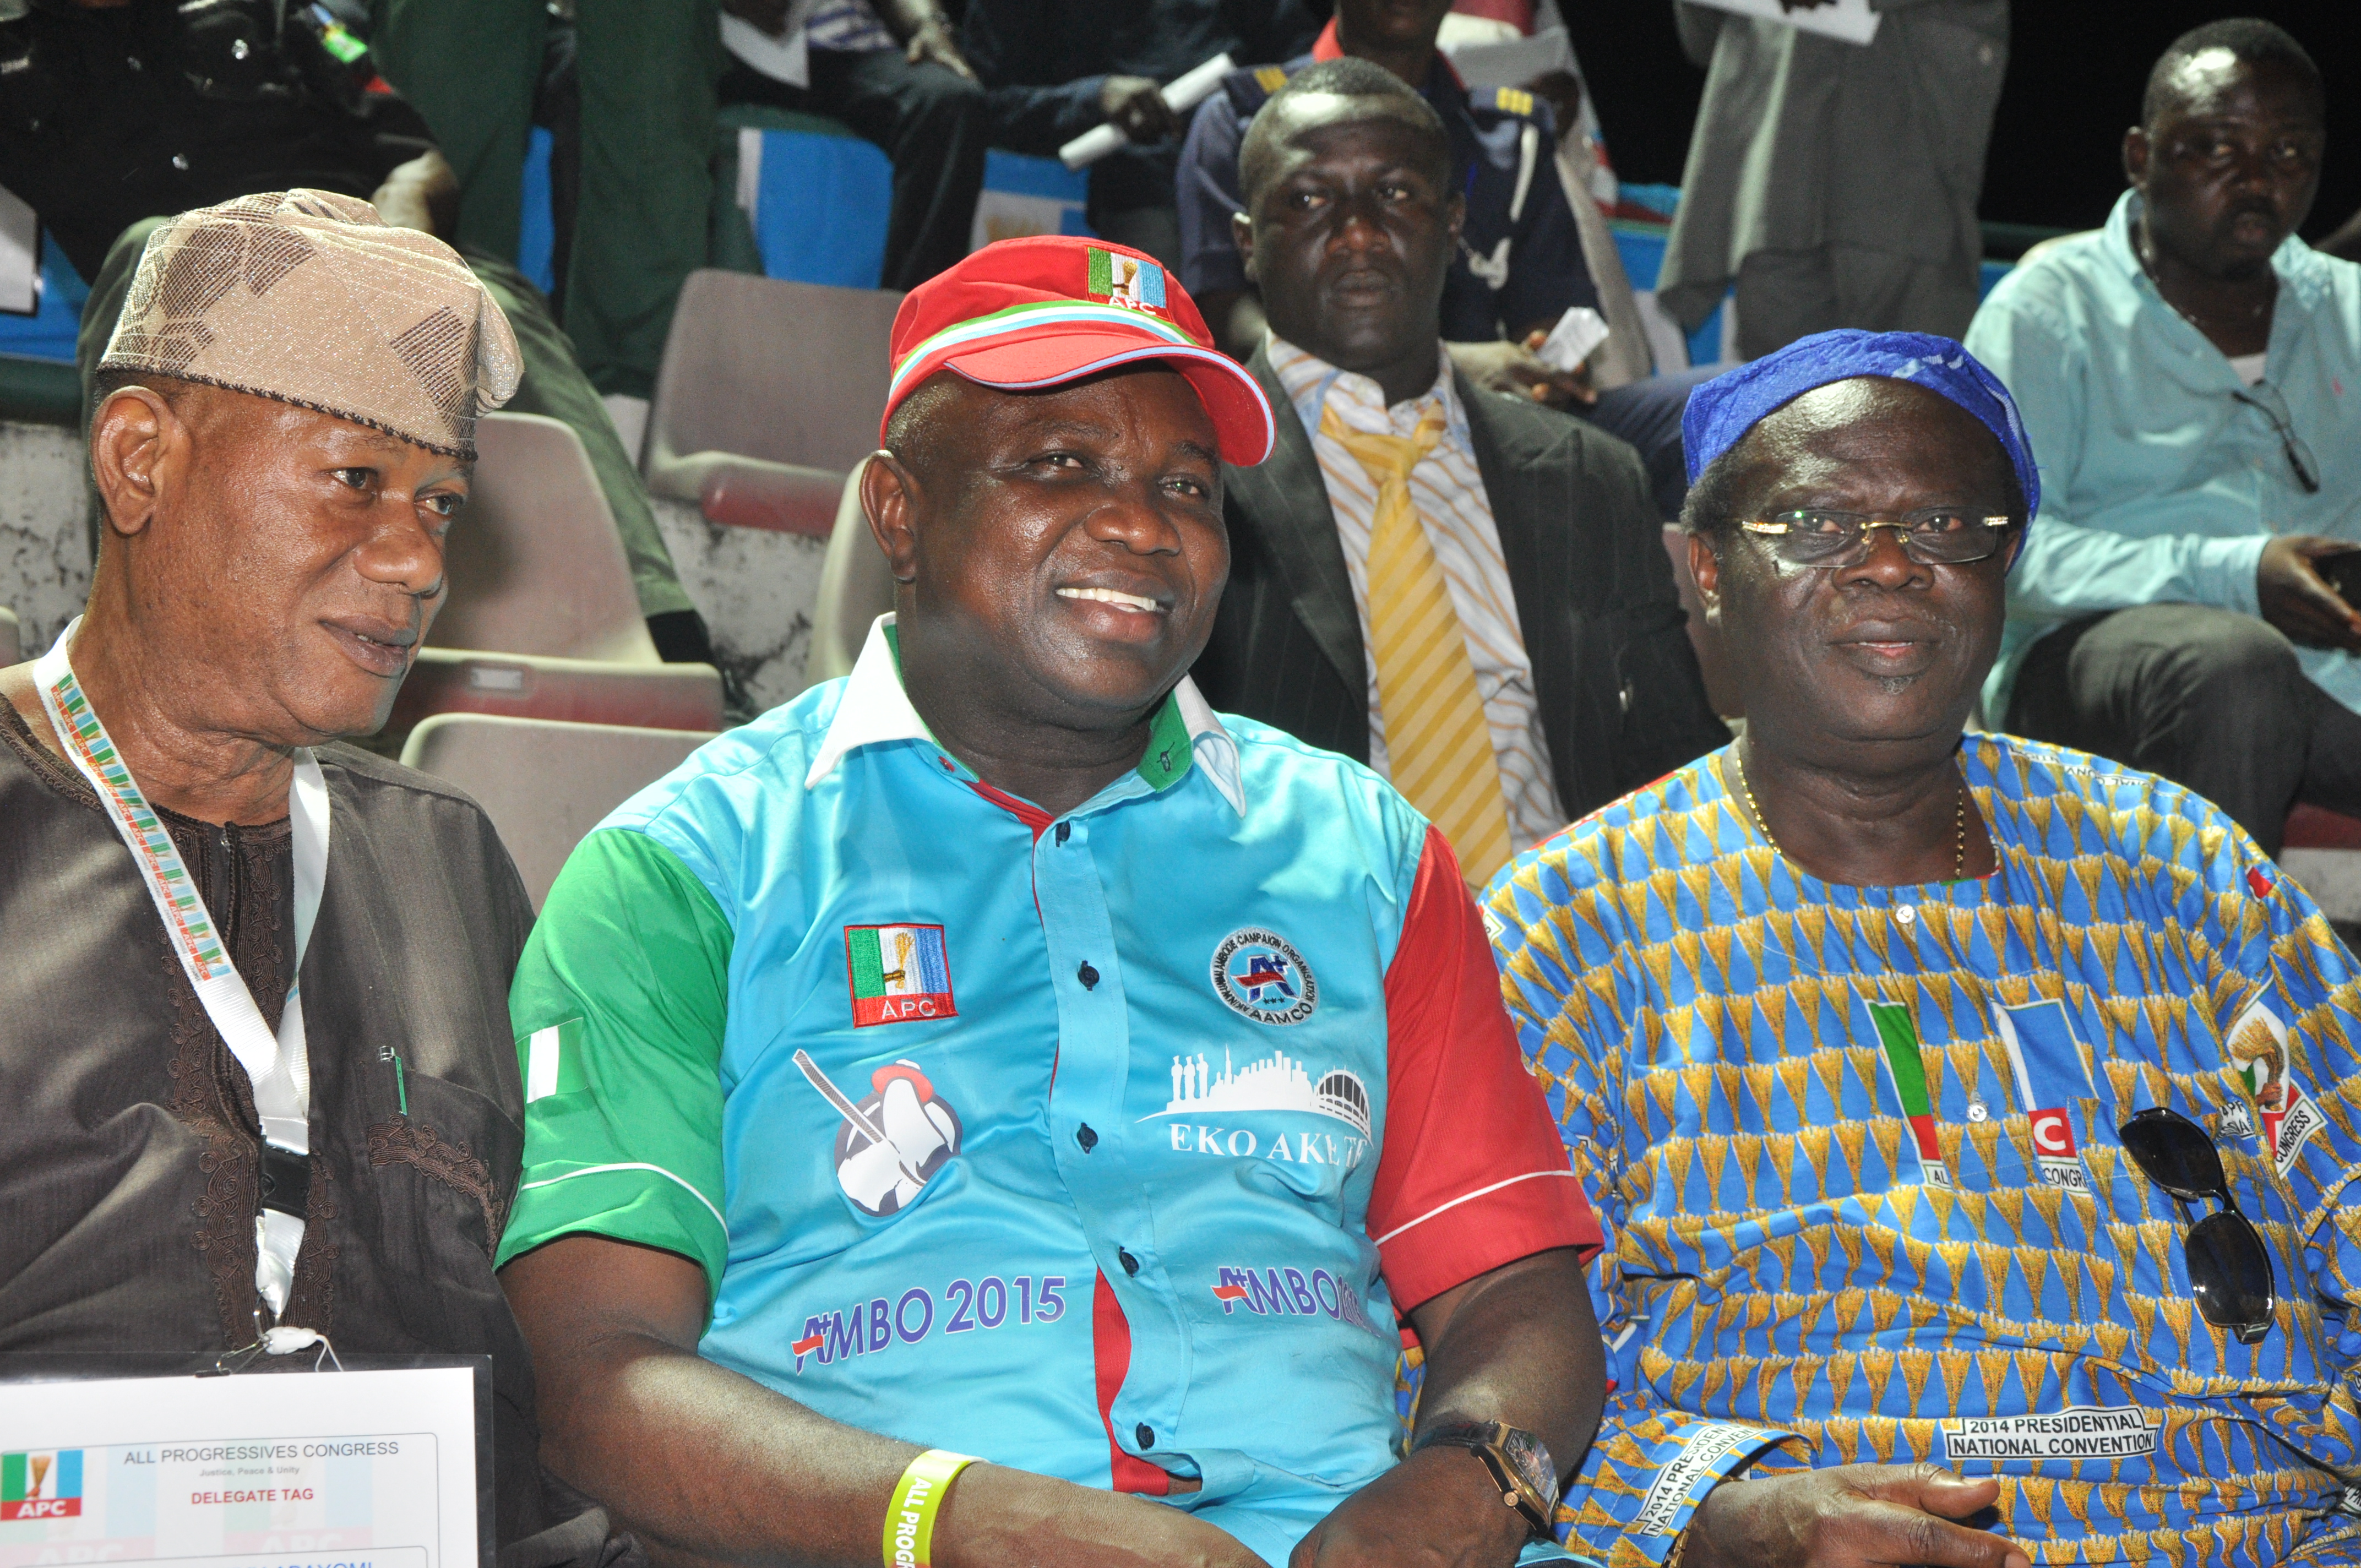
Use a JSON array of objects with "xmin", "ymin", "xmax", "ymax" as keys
[
  {"xmin": 493, "ymin": 235, "xmax": 1606, "ymax": 1568},
  {"xmin": 1965, "ymin": 21, "xmax": 2361, "ymax": 852}
]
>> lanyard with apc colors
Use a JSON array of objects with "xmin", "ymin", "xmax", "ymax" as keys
[{"xmin": 36, "ymin": 618, "xmax": 328, "ymax": 1311}]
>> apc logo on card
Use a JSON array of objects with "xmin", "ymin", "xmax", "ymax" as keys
[
  {"xmin": 1211, "ymin": 928, "xmax": 1318, "ymax": 1025},
  {"xmin": 1, "ymin": 1450, "xmax": 81, "ymax": 1520}
]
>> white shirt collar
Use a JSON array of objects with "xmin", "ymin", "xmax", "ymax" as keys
[{"xmin": 805, "ymin": 614, "xmax": 1245, "ymax": 816}]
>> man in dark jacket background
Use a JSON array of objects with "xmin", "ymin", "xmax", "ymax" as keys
[{"xmin": 1190, "ymin": 62, "xmax": 1726, "ymax": 881}]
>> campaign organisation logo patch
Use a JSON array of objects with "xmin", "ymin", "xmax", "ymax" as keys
[
  {"xmin": 795, "ymin": 1052, "xmax": 964, "ymax": 1217},
  {"xmin": 1087, "ymin": 247, "xmax": 1167, "ymax": 312},
  {"xmin": 1211, "ymin": 928, "xmax": 1317, "ymax": 1025},
  {"xmin": 2, "ymin": 1449, "xmax": 83, "ymax": 1520},
  {"xmin": 846, "ymin": 923, "xmax": 956, "ymax": 1027}
]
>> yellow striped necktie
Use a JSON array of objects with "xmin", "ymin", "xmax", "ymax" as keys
[{"xmin": 1320, "ymin": 402, "xmax": 1514, "ymax": 885}]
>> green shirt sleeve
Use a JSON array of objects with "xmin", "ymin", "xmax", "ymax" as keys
[{"xmin": 497, "ymin": 827, "xmax": 736, "ymax": 1303}]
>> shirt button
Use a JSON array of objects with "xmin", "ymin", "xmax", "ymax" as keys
[
  {"xmin": 1119, "ymin": 1249, "xmax": 1140, "ymax": 1276},
  {"xmin": 171, "ymin": 153, "xmax": 189, "ymax": 171},
  {"xmin": 1896, "ymin": 905, "xmax": 1916, "ymax": 925},
  {"xmin": 1076, "ymin": 1124, "xmax": 1098, "ymax": 1151},
  {"xmin": 1078, "ymin": 961, "xmax": 1099, "ymax": 990},
  {"xmin": 126, "ymin": 54, "xmax": 142, "ymax": 69},
  {"xmin": 1135, "ymin": 1423, "xmax": 1155, "ymax": 1449},
  {"xmin": 231, "ymin": 36, "xmax": 251, "ymax": 59},
  {"xmin": 1055, "ymin": 821, "xmax": 1070, "ymax": 845}
]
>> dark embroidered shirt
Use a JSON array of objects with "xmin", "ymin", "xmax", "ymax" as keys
[{"xmin": 0, "ymin": 700, "xmax": 549, "ymax": 1545}]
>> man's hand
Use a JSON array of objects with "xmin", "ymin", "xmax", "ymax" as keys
[
  {"xmin": 1448, "ymin": 336, "xmax": 1596, "ymax": 409},
  {"xmin": 1683, "ymin": 1465, "xmax": 2031, "ymax": 1568},
  {"xmin": 2257, "ymin": 535, "xmax": 2361, "ymax": 651},
  {"xmin": 369, "ymin": 149, "xmax": 460, "ymax": 243},
  {"xmin": 1100, "ymin": 75, "xmax": 1180, "ymax": 144},
  {"xmin": 719, "ymin": 0, "xmax": 792, "ymax": 36},
  {"xmin": 1290, "ymin": 1445, "xmax": 1530, "ymax": 1568},
  {"xmin": 905, "ymin": 12, "xmax": 975, "ymax": 79},
  {"xmin": 1291, "ymin": 1250, "xmax": 1601, "ymax": 1568}
]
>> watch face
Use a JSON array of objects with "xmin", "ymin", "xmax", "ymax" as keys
[{"xmin": 1497, "ymin": 1424, "xmax": 1557, "ymax": 1505}]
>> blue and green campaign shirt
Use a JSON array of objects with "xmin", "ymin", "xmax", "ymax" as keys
[
  {"xmin": 498, "ymin": 616, "xmax": 1596, "ymax": 1566},
  {"xmin": 1485, "ymin": 733, "xmax": 2361, "ymax": 1568}
]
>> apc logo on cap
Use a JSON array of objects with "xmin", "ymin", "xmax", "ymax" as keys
[
  {"xmin": 1211, "ymin": 928, "xmax": 1318, "ymax": 1025},
  {"xmin": 1087, "ymin": 248, "xmax": 1167, "ymax": 313}
]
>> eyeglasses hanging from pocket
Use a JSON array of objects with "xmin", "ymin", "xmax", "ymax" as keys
[{"xmin": 2232, "ymin": 383, "xmax": 2322, "ymax": 496}]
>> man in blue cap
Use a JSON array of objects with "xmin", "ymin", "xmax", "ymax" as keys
[{"xmin": 1485, "ymin": 329, "xmax": 2361, "ymax": 1568}]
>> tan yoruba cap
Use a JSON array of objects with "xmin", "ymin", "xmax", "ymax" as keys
[{"xmin": 99, "ymin": 189, "xmax": 522, "ymax": 459}]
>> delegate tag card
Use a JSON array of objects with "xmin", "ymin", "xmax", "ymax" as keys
[{"xmin": 0, "ymin": 1365, "xmax": 476, "ymax": 1568}]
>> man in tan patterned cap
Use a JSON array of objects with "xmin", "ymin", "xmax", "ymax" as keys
[
  {"xmin": 0, "ymin": 192, "xmax": 629, "ymax": 1563},
  {"xmin": 101, "ymin": 188, "xmax": 524, "ymax": 458}
]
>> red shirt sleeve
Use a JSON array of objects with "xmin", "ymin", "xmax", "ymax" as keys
[{"xmin": 1367, "ymin": 826, "xmax": 1601, "ymax": 1313}]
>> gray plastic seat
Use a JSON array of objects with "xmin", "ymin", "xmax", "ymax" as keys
[
  {"xmin": 804, "ymin": 457, "xmax": 897, "ymax": 692},
  {"xmin": 434, "ymin": 411, "xmax": 659, "ymax": 663},
  {"xmin": 643, "ymin": 269, "xmax": 904, "ymax": 540},
  {"xmin": 402, "ymin": 411, "xmax": 727, "ymax": 735},
  {"xmin": 399, "ymin": 714, "xmax": 717, "ymax": 908}
]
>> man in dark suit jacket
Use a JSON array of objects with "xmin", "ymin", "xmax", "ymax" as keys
[{"xmin": 1190, "ymin": 58, "xmax": 1726, "ymax": 864}]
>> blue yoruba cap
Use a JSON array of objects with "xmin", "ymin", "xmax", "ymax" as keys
[{"xmin": 1681, "ymin": 330, "xmax": 2041, "ymax": 533}]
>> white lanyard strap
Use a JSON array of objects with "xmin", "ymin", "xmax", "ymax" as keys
[{"xmin": 34, "ymin": 618, "xmax": 327, "ymax": 1152}]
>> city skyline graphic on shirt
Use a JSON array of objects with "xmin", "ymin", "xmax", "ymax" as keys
[{"xmin": 1142, "ymin": 1047, "xmax": 1371, "ymax": 1138}]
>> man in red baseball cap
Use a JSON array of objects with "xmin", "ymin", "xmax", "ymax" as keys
[{"xmin": 501, "ymin": 233, "xmax": 1605, "ymax": 1568}]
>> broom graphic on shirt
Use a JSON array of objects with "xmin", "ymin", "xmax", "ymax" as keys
[{"xmin": 795, "ymin": 1050, "xmax": 964, "ymax": 1218}]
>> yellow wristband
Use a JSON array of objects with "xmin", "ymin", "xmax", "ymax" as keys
[{"xmin": 882, "ymin": 1449, "xmax": 978, "ymax": 1568}]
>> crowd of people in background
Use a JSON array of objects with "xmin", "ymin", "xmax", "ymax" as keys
[{"xmin": 9, "ymin": 4, "xmax": 2361, "ymax": 1568}]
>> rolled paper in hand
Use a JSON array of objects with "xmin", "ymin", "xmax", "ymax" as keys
[{"xmin": 1059, "ymin": 52, "xmax": 1236, "ymax": 169}]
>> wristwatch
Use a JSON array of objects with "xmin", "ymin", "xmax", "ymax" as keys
[{"xmin": 1412, "ymin": 1419, "xmax": 1560, "ymax": 1538}]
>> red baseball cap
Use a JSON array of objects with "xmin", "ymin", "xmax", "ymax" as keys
[{"xmin": 880, "ymin": 235, "xmax": 1275, "ymax": 465}]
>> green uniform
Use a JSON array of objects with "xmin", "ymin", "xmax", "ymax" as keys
[{"xmin": 368, "ymin": 0, "xmax": 723, "ymax": 400}]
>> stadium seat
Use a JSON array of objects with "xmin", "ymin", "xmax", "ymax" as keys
[
  {"xmin": 2281, "ymin": 805, "xmax": 2361, "ymax": 927},
  {"xmin": 804, "ymin": 457, "xmax": 896, "ymax": 692},
  {"xmin": 434, "ymin": 412, "xmax": 659, "ymax": 663},
  {"xmin": 399, "ymin": 714, "xmax": 716, "ymax": 908},
  {"xmin": 642, "ymin": 269, "xmax": 904, "ymax": 540},
  {"xmin": 0, "ymin": 606, "xmax": 19, "ymax": 667},
  {"xmin": 402, "ymin": 411, "xmax": 728, "ymax": 735},
  {"xmin": 391, "ymin": 650, "xmax": 727, "ymax": 735}
]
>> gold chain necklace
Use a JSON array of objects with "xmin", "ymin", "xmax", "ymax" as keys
[{"xmin": 1735, "ymin": 748, "xmax": 1971, "ymax": 883}]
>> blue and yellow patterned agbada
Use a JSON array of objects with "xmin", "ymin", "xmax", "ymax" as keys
[{"xmin": 1486, "ymin": 732, "xmax": 2361, "ymax": 1568}]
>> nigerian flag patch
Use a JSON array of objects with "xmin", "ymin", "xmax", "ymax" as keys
[{"xmin": 524, "ymin": 1016, "xmax": 590, "ymax": 1103}]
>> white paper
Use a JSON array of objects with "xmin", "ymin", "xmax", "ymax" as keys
[
  {"xmin": 0, "ymin": 1366, "xmax": 478, "ymax": 1568},
  {"xmin": 1536, "ymin": 305, "xmax": 1610, "ymax": 373},
  {"xmin": 1684, "ymin": 0, "xmax": 1881, "ymax": 47},
  {"xmin": 0, "ymin": 183, "xmax": 37, "ymax": 318},
  {"xmin": 1059, "ymin": 52, "xmax": 1234, "ymax": 169}
]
